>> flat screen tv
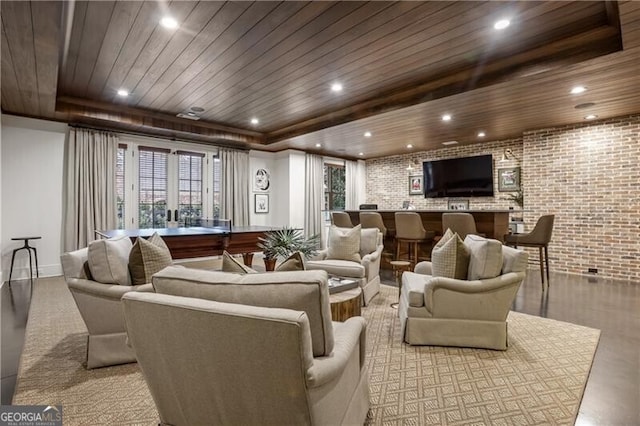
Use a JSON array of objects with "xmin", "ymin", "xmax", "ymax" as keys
[{"xmin": 423, "ymin": 154, "xmax": 494, "ymax": 198}]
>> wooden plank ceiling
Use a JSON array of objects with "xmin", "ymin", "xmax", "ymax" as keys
[{"xmin": 2, "ymin": 1, "xmax": 639, "ymax": 158}]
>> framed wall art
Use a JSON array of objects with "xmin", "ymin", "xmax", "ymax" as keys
[
  {"xmin": 254, "ymin": 168, "xmax": 271, "ymax": 192},
  {"xmin": 498, "ymin": 167, "xmax": 521, "ymax": 192},
  {"xmin": 255, "ymin": 194, "xmax": 269, "ymax": 214},
  {"xmin": 408, "ymin": 174, "xmax": 423, "ymax": 195}
]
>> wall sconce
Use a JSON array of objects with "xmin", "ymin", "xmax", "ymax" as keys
[
  {"xmin": 500, "ymin": 148, "xmax": 520, "ymax": 162},
  {"xmin": 406, "ymin": 159, "xmax": 419, "ymax": 171}
]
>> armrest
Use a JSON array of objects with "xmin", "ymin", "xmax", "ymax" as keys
[
  {"xmin": 67, "ymin": 278, "xmax": 153, "ymax": 300},
  {"xmin": 305, "ymin": 316, "xmax": 366, "ymax": 388},
  {"xmin": 424, "ymin": 272, "xmax": 525, "ymax": 319},
  {"xmin": 414, "ymin": 261, "xmax": 433, "ymax": 275},
  {"xmin": 361, "ymin": 244, "xmax": 383, "ymax": 280}
]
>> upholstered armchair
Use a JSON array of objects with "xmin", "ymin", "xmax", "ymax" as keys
[
  {"xmin": 399, "ymin": 234, "xmax": 528, "ymax": 350},
  {"xmin": 61, "ymin": 247, "xmax": 153, "ymax": 369},
  {"xmin": 123, "ymin": 268, "xmax": 369, "ymax": 426},
  {"xmin": 306, "ymin": 225, "xmax": 383, "ymax": 305}
]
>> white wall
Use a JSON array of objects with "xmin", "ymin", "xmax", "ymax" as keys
[{"xmin": 1, "ymin": 115, "xmax": 67, "ymax": 280}]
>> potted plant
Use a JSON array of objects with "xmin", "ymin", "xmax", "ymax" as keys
[
  {"xmin": 507, "ymin": 189, "xmax": 524, "ymax": 208},
  {"xmin": 257, "ymin": 228, "xmax": 320, "ymax": 271}
]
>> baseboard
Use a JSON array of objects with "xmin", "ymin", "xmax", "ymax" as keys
[{"xmin": 3, "ymin": 263, "xmax": 62, "ymax": 281}]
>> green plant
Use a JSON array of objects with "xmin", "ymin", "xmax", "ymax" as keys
[
  {"xmin": 507, "ymin": 189, "xmax": 524, "ymax": 208},
  {"xmin": 257, "ymin": 228, "xmax": 320, "ymax": 260}
]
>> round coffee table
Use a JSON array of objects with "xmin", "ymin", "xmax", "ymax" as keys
[{"xmin": 329, "ymin": 287, "xmax": 362, "ymax": 322}]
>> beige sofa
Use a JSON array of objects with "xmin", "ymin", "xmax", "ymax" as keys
[
  {"xmin": 399, "ymin": 241, "xmax": 528, "ymax": 350},
  {"xmin": 306, "ymin": 227, "xmax": 383, "ymax": 305},
  {"xmin": 123, "ymin": 267, "xmax": 369, "ymax": 425},
  {"xmin": 60, "ymin": 247, "xmax": 153, "ymax": 369}
]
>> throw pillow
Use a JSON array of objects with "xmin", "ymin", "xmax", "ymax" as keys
[
  {"xmin": 327, "ymin": 225, "xmax": 362, "ymax": 262},
  {"xmin": 129, "ymin": 232, "xmax": 173, "ymax": 285},
  {"xmin": 88, "ymin": 236, "xmax": 133, "ymax": 285},
  {"xmin": 431, "ymin": 229, "xmax": 469, "ymax": 279},
  {"xmin": 221, "ymin": 251, "xmax": 257, "ymax": 274},
  {"xmin": 275, "ymin": 251, "xmax": 306, "ymax": 271},
  {"xmin": 464, "ymin": 234, "xmax": 503, "ymax": 280},
  {"xmin": 359, "ymin": 228, "xmax": 379, "ymax": 258}
]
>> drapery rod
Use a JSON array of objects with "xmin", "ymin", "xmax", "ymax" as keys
[{"xmin": 68, "ymin": 124, "xmax": 250, "ymax": 153}]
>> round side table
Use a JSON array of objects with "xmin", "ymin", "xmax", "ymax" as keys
[
  {"xmin": 389, "ymin": 260, "xmax": 411, "ymax": 309},
  {"xmin": 8, "ymin": 236, "xmax": 42, "ymax": 284}
]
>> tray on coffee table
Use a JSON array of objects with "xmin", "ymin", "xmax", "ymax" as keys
[{"xmin": 328, "ymin": 276, "xmax": 359, "ymax": 294}]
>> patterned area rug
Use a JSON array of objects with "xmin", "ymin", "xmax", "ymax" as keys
[{"xmin": 13, "ymin": 278, "xmax": 600, "ymax": 425}]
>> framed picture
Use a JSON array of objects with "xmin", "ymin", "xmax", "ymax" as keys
[
  {"xmin": 408, "ymin": 175, "xmax": 423, "ymax": 195},
  {"xmin": 253, "ymin": 168, "xmax": 271, "ymax": 192},
  {"xmin": 498, "ymin": 167, "xmax": 521, "ymax": 192},
  {"xmin": 448, "ymin": 199, "xmax": 469, "ymax": 210},
  {"xmin": 254, "ymin": 194, "xmax": 269, "ymax": 214}
]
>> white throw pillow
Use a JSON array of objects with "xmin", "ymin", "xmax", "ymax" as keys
[
  {"xmin": 88, "ymin": 236, "xmax": 133, "ymax": 285},
  {"xmin": 431, "ymin": 229, "xmax": 469, "ymax": 279},
  {"xmin": 327, "ymin": 225, "xmax": 362, "ymax": 262},
  {"xmin": 464, "ymin": 234, "xmax": 503, "ymax": 280}
]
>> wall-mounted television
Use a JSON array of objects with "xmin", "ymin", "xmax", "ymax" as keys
[{"xmin": 423, "ymin": 154, "xmax": 494, "ymax": 198}]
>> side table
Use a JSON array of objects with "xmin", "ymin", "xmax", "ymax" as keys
[
  {"xmin": 8, "ymin": 236, "xmax": 41, "ymax": 284},
  {"xmin": 389, "ymin": 260, "xmax": 411, "ymax": 309},
  {"xmin": 329, "ymin": 287, "xmax": 362, "ymax": 321}
]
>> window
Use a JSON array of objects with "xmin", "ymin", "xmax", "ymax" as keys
[
  {"xmin": 177, "ymin": 151, "xmax": 204, "ymax": 225},
  {"xmin": 212, "ymin": 155, "xmax": 221, "ymax": 219},
  {"xmin": 116, "ymin": 145, "xmax": 126, "ymax": 229},
  {"xmin": 324, "ymin": 164, "xmax": 345, "ymax": 211},
  {"xmin": 138, "ymin": 147, "xmax": 169, "ymax": 228}
]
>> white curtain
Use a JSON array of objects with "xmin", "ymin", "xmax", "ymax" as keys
[
  {"xmin": 63, "ymin": 127, "xmax": 118, "ymax": 251},
  {"xmin": 305, "ymin": 154, "xmax": 324, "ymax": 243},
  {"xmin": 219, "ymin": 148, "xmax": 250, "ymax": 227},
  {"xmin": 345, "ymin": 159, "xmax": 367, "ymax": 209}
]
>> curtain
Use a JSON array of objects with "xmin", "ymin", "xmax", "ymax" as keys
[
  {"xmin": 304, "ymin": 154, "xmax": 324, "ymax": 244},
  {"xmin": 219, "ymin": 148, "xmax": 250, "ymax": 226},
  {"xmin": 345, "ymin": 159, "xmax": 367, "ymax": 209},
  {"xmin": 63, "ymin": 128, "xmax": 118, "ymax": 251}
]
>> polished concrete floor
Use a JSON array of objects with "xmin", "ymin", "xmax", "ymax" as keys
[{"xmin": 2, "ymin": 270, "xmax": 639, "ymax": 424}]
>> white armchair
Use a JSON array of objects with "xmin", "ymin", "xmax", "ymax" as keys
[{"xmin": 306, "ymin": 226, "xmax": 383, "ymax": 305}]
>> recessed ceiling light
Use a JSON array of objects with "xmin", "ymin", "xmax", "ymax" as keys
[
  {"xmin": 494, "ymin": 19, "xmax": 510, "ymax": 30},
  {"xmin": 442, "ymin": 114, "xmax": 452, "ymax": 122},
  {"xmin": 406, "ymin": 144, "xmax": 413, "ymax": 149},
  {"xmin": 250, "ymin": 118, "xmax": 259, "ymax": 125},
  {"xmin": 584, "ymin": 114, "xmax": 598, "ymax": 120},
  {"xmin": 117, "ymin": 89, "xmax": 128, "ymax": 97},
  {"xmin": 364, "ymin": 131, "xmax": 372, "ymax": 138},
  {"xmin": 570, "ymin": 86, "xmax": 587, "ymax": 94},
  {"xmin": 331, "ymin": 83, "xmax": 343, "ymax": 93},
  {"xmin": 358, "ymin": 152, "xmax": 364, "ymax": 156},
  {"xmin": 315, "ymin": 143, "xmax": 321, "ymax": 148},
  {"xmin": 442, "ymin": 141, "xmax": 458, "ymax": 146},
  {"xmin": 477, "ymin": 131, "xmax": 486, "ymax": 138},
  {"xmin": 160, "ymin": 16, "xmax": 178, "ymax": 29}
]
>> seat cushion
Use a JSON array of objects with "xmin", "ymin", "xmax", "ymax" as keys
[
  {"xmin": 276, "ymin": 251, "xmax": 306, "ymax": 271},
  {"xmin": 431, "ymin": 229, "xmax": 469, "ymax": 279},
  {"xmin": 222, "ymin": 251, "xmax": 258, "ymax": 274},
  {"xmin": 464, "ymin": 234, "xmax": 503, "ymax": 280},
  {"xmin": 327, "ymin": 225, "xmax": 362, "ymax": 262},
  {"xmin": 401, "ymin": 271, "xmax": 430, "ymax": 307},
  {"xmin": 88, "ymin": 236, "xmax": 133, "ymax": 285},
  {"xmin": 305, "ymin": 259, "xmax": 366, "ymax": 278},
  {"xmin": 129, "ymin": 232, "xmax": 173, "ymax": 285}
]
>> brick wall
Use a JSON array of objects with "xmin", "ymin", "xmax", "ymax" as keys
[{"xmin": 365, "ymin": 114, "xmax": 640, "ymax": 281}]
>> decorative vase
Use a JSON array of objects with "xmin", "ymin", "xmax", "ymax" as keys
[{"xmin": 264, "ymin": 258, "xmax": 277, "ymax": 272}]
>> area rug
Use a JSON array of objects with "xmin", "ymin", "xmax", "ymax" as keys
[{"xmin": 13, "ymin": 277, "xmax": 600, "ymax": 425}]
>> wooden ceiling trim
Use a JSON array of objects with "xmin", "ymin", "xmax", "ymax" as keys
[
  {"xmin": 60, "ymin": 0, "xmax": 86, "ymax": 89},
  {"xmin": 1, "ymin": 22, "xmax": 25, "ymax": 113},
  {"xmin": 166, "ymin": 1, "xmax": 344, "ymax": 116},
  {"xmin": 167, "ymin": 1, "xmax": 391, "ymax": 115},
  {"xmin": 83, "ymin": 1, "xmax": 145, "ymax": 98},
  {"xmin": 143, "ymin": 1, "xmax": 285, "ymax": 110},
  {"xmin": 31, "ymin": 1, "xmax": 63, "ymax": 117},
  {"xmin": 56, "ymin": 96, "xmax": 264, "ymax": 143},
  {"xmin": 264, "ymin": 25, "xmax": 619, "ymax": 144},
  {"xmin": 619, "ymin": 1, "xmax": 640, "ymax": 49},
  {"xmin": 117, "ymin": 1, "xmax": 220, "ymax": 101},
  {"xmin": 208, "ymin": 2, "xmax": 467, "ymax": 123},
  {"xmin": 133, "ymin": 1, "xmax": 254, "ymax": 108},
  {"xmin": 67, "ymin": 1, "xmax": 116, "ymax": 98}
]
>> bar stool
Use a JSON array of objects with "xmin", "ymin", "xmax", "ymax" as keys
[
  {"xmin": 8, "ymin": 236, "xmax": 41, "ymax": 283},
  {"xmin": 442, "ymin": 212, "xmax": 485, "ymax": 240},
  {"xmin": 359, "ymin": 212, "xmax": 387, "ymax": 236},
  {"xmin": 394, "ymin": 212, "xmax": 434, "ymax": 268},
  {"xmin": 331, "ymin": 211, "xmax": 354, "ymax": 228}
]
